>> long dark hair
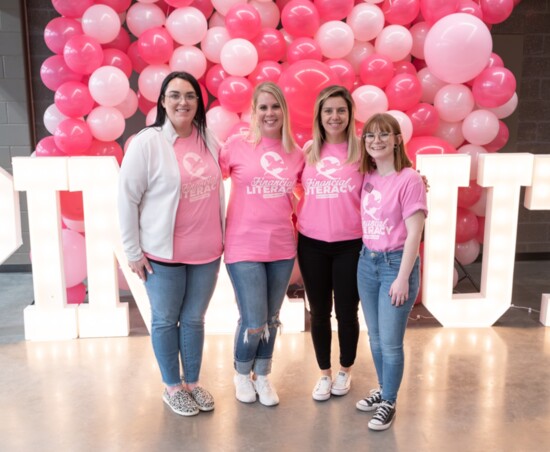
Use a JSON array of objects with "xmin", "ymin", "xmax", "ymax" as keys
[{"xmin": 149, "ymin": 71, "xmax": 207, "ymax": 142}]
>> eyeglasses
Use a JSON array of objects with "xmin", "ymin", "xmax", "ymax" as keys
[
  {"xmin": 363, "ymin": 132, "xmax": 394, "ymax": 141},
  {"xmin": 165, "ymin": 92, "xmax": 199, "ymax": 103}
]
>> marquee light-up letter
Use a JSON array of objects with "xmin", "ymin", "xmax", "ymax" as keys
[{"xmin": 0, "ymin": 168, "xmax": 22, "ymax": 264}]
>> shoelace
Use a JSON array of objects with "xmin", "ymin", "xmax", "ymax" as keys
[
  {"xmin": 364, "ymin": 389, "xmax": 381, "ymax": 404},
  {"xmin": 372, "ymin": 402, "xmax": 393, "ymax": 422},
  {"xmin": 315, "ymin": 378, "xmax": 331, "ymax": 391}
]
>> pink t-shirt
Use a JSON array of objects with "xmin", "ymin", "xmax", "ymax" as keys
[
  {"xmin": 147, "ymin": 129, "xmax": 223, "ymax": 264},
  {"xmin": 361, "ymin": 167, "xmax": 427, "ymax": 252},
  {"xmin": 220, "ymin": 134, "xmax": 304, "ymax": 263},
  {"xmin": 297, "ymin": 142, "xmax": 363, "ymax": 242}
]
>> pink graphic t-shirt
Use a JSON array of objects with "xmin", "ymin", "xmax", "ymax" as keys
[
  {"xmin": 220, "ymin": 134, "xmax": 304, "ymax": 264},
  {"xmin": 361, "ymin": 167, "xmax": 427, "ymax": 252},
  {"xmin": 297, "ymin": 142, "xmax": 363, "ymax": 242},
  {"xmin": 147, "ymin": 128, "xmax": 223, "ymax": 264}
]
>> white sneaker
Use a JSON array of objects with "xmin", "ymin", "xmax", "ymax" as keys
[
  {"xmin": 312, "ymin": 376, "xmax": 332, "ymax": 401},
  {"xmin": 253, "ymin": 375, "xmax": 279, "ymax": 406},
  {"xmin": 331, "ymin": 371, "xmax": 351, "ymax": 396},
  {"xmin": 234, "ymin": 373, "xmax": 256, "ymax": 403}
]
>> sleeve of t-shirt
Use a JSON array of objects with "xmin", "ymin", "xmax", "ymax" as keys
[{"xmin": 401, "ymin": 170, "xmax": 428, "ymax": 220}]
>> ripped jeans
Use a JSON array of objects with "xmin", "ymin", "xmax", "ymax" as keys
[{"xmin": 226, "ymin": 259, "xmax": 295, "ymax": 376}]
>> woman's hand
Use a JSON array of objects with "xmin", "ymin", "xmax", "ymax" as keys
[
  {"xmin": 389, "ymin": 276, "xmax": 409, "ymax": 306},
  {"xmin": 128, "ymin": 256, "xmax": 153, "ymax": 282}
]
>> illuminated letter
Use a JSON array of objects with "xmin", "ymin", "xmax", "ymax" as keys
[{"xmin": 0, "ymin": 168, "xmax": 22, "ymax": 264}]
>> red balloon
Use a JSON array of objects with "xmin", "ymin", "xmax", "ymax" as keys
[
  {"xmin": 54, "ymin": 118, "xmax": 93, "ymax": 155},
  {"xmin": 279, "ymin": 59, "xmax": 339, "ymax": 128},
  {"xmin": 217, "ymin": 76, "xmax": 254, "ymax": 113},
  {"xmin": 205, "ymin": 64, "xmax": 229, "ymax": 97},
  {"xmin": 484, "ymin": 120, "xmax": 509, "ymax": 152},
  {"xmin": 137, "ymin": 91, "xmax": 156, "ymax": 115},
  {"xmin": 138, "ymin": 27, "xmax": 174, "ymax": 65},
  {"xmin": 54, "ymin": 81, "xmax": 95, "ymax": 118},
  {"xmin": 60, "ymin": 191, "xmax": 84, "ymax": 221},
  {"xmin": 102, "ymin": 49, "xmax": 133, "ymax": 78},
  {"xmin": 475, "ymin": 215, "xmax": 485, "ymax": 244},
  {"xmin": 479, "ymin": 0, "xmax": 514, "ymax": 24},
  {"xmin": 127, "ymin": 41, "xmax": 148, "ymax": 74},
  {"xmin": 40, "ymin": 55, "xmax": 83, "ymax": 91},
  {"xmin": 382, "ymin": 0, "xmax": 421, "ymax": 25},
  {"xmin": 406, "ymin": 135, "xmax": 457, "ymax": 168},
  {"xmin": 359, "ymin": 54, "xmax": 394, "ymax": 88},
  {"xmin": 458, "ymin": 180, "xmax": 482, "ymax": 208},
  {"xmin": 456, "ymin": 207, "xmax": 479, "ymax": 243},
  {"xmin": 44, "ymin": 17, "xmax": 82, "ymax": 55},
  {"xmin": 247, "ymin": 61, "xmax": 283, "ymax": 86},
  {"xmin": 252, "ymin": 28, "xmax": 287, "ymax": 62},
  {"xmin": 406, "ymin": 103, "xmax": 439, "ymax": 137},
  {"xmin": 63, "ymin": 35, "xmax": 104, "ymax": 75},
  {"xmin": 88, "ymin": 139, "xmax": 124, "ymax": 165},
  {"xmin": 385, "ymin": 73, "xmax": 422, "ymax": 111},
  {"xmin": 314, "ymin": 0, "xmax": 354, "ymax": 21},
  {"xmin": 52, "ymin": 0, "xmax": 94, "ymax": 18},
  {"xmin": 35, "ymin": 136, "xmax": 66, "ymax": 157},
  {"xmin": 225, "ymin": 4, "xmax": 262, "ymax": 40},
  {"xmin": 281, "ymin": 0, "xmax": 321, "ymax": 38},
  {"xmin": 472, "ymin": 66, "xmax": 516, "ymax": 108},
  {"xmin": 102, "ymin": 28, "xmax": 131, "ymax": 53},
  {"xmin": 286, "ymin": 38, "xmax": 322, "ymax": 64},
  {"xmin": 325, "ymin": 59, "xmax": 355, "ymax": 91}
]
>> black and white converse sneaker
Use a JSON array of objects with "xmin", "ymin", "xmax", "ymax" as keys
[
  {"xmin": 368, "ymin": 400, "xmax": 396, "ymax": 431},
  {"xmin": 356, "ymin": 388, "xmax": 382, "ymax": 412}
]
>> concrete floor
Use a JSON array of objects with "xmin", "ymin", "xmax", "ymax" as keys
[{"xmin": 0, "ymin": 262, "xmax": 549, "ymax": 452}]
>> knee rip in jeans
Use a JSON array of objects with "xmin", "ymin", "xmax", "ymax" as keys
[{"xmin": 242, "ymin": 314, "xmax": 282, "ymax": 344}]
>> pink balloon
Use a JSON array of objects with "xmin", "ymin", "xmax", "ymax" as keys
[
  {"xmin": 374, "ymin": 25, "xmax": 413, "ymax": 62},
  {"xmin": 385, "ymin": 73, "xmax": 422, "ymax": 111},
  {"xmin": 287, "ymin": 38, "xmax": 323, "ymax": 64},
  {"xmin": 52, "ymin": 0, "xmax": 94, "ymax": 18},
  {"xmin": 95, "ymin": 0, "xmax": 132, "ymax": 14},
  {"xmin": 457, "ymin": 143, "xmax": 486, "ymax": 178},
  {"xmin": 435, "ymin": 120, "xmax": 465, "ymax": 149},
  {"xmin": 469, "ymin": 187, "xmax": 487, "ymax": 216},
  {"xmin": 102, "ymin": 28, "xmax": 131, "ymax": 53},
  {"xmin": 417, "ymin": 67, "xmax": 446, "ymax": 104},
  {"xmin": 138, "ymin": 27, "xmax": 174, "ymax": 65},
  {"xmin": 138, "ymin": 64, "xmax": 171, "ymax": 102},
  {"xmin": 485, "ymin": 92, "xmax": 518, "ymax": 119},
  {"xmin": 137, "ymin": 91, "xmax": 156, "ymax": 115},
  {"xmin": 406, "ymin": 103, "xmax": 439, "ymax": 137},
  {"xmin": 35, "ymin": 136, "xmax": 66, "ymax": 157},
  {"xmin": 63, "ymin": 35, "xmax": 104, "ymax": 75},
  {"xmin": 279, "ymin": 59, "xmax": 339, "ymax": 128},
  {"xmin": 165, "ymin": 0, "xmax": 194, "ymax": 5},
  {"xmin": 201, "ymin": 27, "xmax": 231, "ymax": 64},
  {"xmin": 54, "ymin": 81, "xmax": 95, "ymax": 118},
  {"xmin": 313, "ymin": 0, "xmax": 354, "ymax": 21},
  {"xmin": 406, "ymin": 135, "xmax": 457, "ymax": 168},
  {"xmin": 475, "ymin": 216, "xmax": 485, "ymax": 244},
  {"xmin": 115, "ymin": 88, "xmax": 139, "ymax": 119},
  {"xmin": 87, "ymin": 106, "xmax": 126, "ymax": 141},
  {"xmin": 102, "ymin": 49, "xmax": 133, "ymax": 79},
  {"xmin": 190, "ymin": 0, "xmax": 214, "ymax": 18},
  {"xmin": 462, "ymin": 110, "xmax": 499, "ymax": 145},
  {"xmin": 484, "ymin": 120, "xmax": 509, "ymax": 152},
  {"xmin": 281, "ymin": 0, "xmax": 320, "ymax": 38},
  {"xmin": 345, "ymin": 41, "xmax": 375, "ymax": 74},
  {"xmin": 126, "ymin": 2, "xmax": 166, "ymax": 38},
  {"xmin": 67, "ymin": 282, "xmax": 87, "ymax": 305},
  {"xmin": 325, "ymin": 59, "xmax": 356, "ymax": 91},
  {"xmin": 228, "ymin": 120, "xmax": 251, "ymax": 137},
  {"xmin": 455, "ymin": 239, "xmax": 480, "ymax": 265},
  {"xmin": 206, "ymin": 106, "xmax": 241, "ymax": 141},
  {"xmin": 40, "ymin": 55, "xmax": 83, "ymax": 91},
  {"xmin": 145, "ymin": 107, "xmax": 157, "ymax": 126},
  {"xmin": 424, "ymin": 13, "xmax": 492, "ymax": 84},
  {"xmin": 87, "ymin": 139, "xmax": 124, "ymax": 165},
  {"xmin": 409, "ymin": 21, "xmax": 429, "ymax": 60},
  {"xmin": 434, "ymin": 83, "xmax": 475, "ymax": 123},
  {"xmin": 247, "ymin": 61, "xmax": 283, "ymax": 86},
  {"xmin": 252, "ymin": 28, "xmax": 287, "ymax": 63},
  {"xmin": 346, "ymin": 3, "xmax": 385, "ymax": 42},
  {"xmin": 89, "ymin": 66, "xmax": 130, "ymax": 107},
  {"xmin": 472, "ymin": 67, "xmax": 516, "ymax": 108},
  {"xmin": 456, "ymin": 207, "xmax": 479, "ymax": 243},
  {"xmin": 458, "ymin": 0, "xmax": 483, "ymax": 20},
  {"xmin": 420, "ymin": 0, "xmax": 460, "ymax": 25},
  {"xmin": 458, "ymin": 180, "xmax": 482, "ymax": 208},
  {"xmin": 479, "ymin": 0, "xmax": 514, "ymax": 24},
  {"xmin": 166, "ymin": 7, "xmax": 207, "ymax": 45},
  {"xmin": 381, "ymin": 0, "xmax": 420, "ymax": 25},
  {"xmin": 82, "ymin": 4, "xmax": 121, "ymax": 44},
  {"xmin": 61, "ymin": 229, "xmax": 88, "ymax": 288},
  {"xmin": 54, "ymin": 118, "xmax": 93, "ymax": 155},
  {"xmin": 394, "ymin": 61, "xmax": 417, "ymax": 76},
  {"xmin": 387, "ymin": 110, "xmax": 413, "ymax": 143},
  {"xmin": 60, "ymin": 191, "xmax": 84, "ymax": 221},
  {"xmin": 44, "ymin": 17, "xmax": 82, "ymax": 55},
  {"xmin": 220, "ymin": 39, "xmax": 259, "ymax": 77},
  {"xmin": 315, "ymin": 21, "xmax": 355, "ymax": 59},
  {"xmin": 205, "ymin": 64, "xmax": 229, "ymax": 96},
  {"xmin": 44, "ymin": 104, "xmax": 69, "ymax": 135},
  {"xmin": 170, "ymin": 46, "xmax": 207, "ymax": 79},
  {"xmin": 217, "ymin": 76, "xmax": 254, "ymax": 113},
  {"xmin": 225, "ymin": 4, "xmax": 262, "ymax": 40},
  {"xmin": 127, "ymin": 41, "xmax": 149, "ymax": 74},
  {"xmin": 352, "ymin": 85, "xmax": 389, "ymax": 123}
]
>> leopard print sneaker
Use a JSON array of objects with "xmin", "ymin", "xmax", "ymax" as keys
[
  {"xmin": 162, "ymin": 389, "xmax": 199, "ymax": 416},
  {"xmin": 190, "ymin": 386, "xmax": 215, "ymax": 412}
]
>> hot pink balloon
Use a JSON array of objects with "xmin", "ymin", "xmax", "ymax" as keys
[
  {"xmin": 95, "ymin": 0, "xmax": 132, "ymax": 14},
  {"xmin": 205, "ymin": 64, "xmax": 229, "ymax": 97},
  {"xmin": 166, "ymin": 7, "xmax": 208, "ymax": 45},
  {"xmin": 103, "ymin": 28, "xmax": 131, "ymax": 53},
  {"xmin": 472, "ymin": 67, "xmax": 516, "ymax": 108},
  {"xmin": 138, "ymin": 64, "xmax": 171, "ymax": 102},
  {"xmin": 462, "ymin": 109, "xmax": 499, "ymax": 145},
  {"xmin": 381, "ymin": 0, "xmax": 420, "ymax": 25},
  {"xmin": 314, "ymin": 0, "xmax": 354, "ymax": 21},
  {"xmin": 217, "ymin": 76, "xmax": 254, "ymax": 113},
  {"xmin": 126, "ymin": 2, "xmax": 166, "ymax": 38},
  {"xmin": 420, "ymin": 0, "xmax": 460, "ymax": 25},
  {"xmin": 52, "ymin": 0, "xmax": 94, "ymax": 18},
  {"xmin": 455, "ymin": 239, "xmax": 480, "ymax": 265},
  {"xmin": 138, "ymin": 27, "xmax": 174, "ymax": 65},
  {"xmin": 484, "ymin": 120, "xmax": 509, "ymax": 152},
  {"xmin": 394, "ymin": 61, "xmax": 417, "ymax": 76},
  {"xmin": 406, "ymin": 135, "xmax": 457, "ymax": 168},
  {"xmin": 44, "ymin": 17, "xmax": 82, "ymax": 55},
  {"xmin": 60, "ymin": 191, "xmax": 84, "ymax": 221},
  {"xmin": 54, "ymin": 118, "xmax": 93, "ymax": 155},
  {"xmin": 102, "ymin": 49, "xmax": 133, "ymax": 79},
  {"xmin": 385, "ymin": 73, "xmax": 422, "ymax": 111},
  {"xmin": 281, "ymin": 0, "xmax": 320, "ymax": 38},
  {"xmin": 479, "ymin": 0, "xmax": 514, "ymax": 24},
  {"xmin": 165, "ymin": 0, "xmax": 194, "ymax": 6},
  {"xmin": 67, "ymin": 282, "xmax": 87, "ymax": 305},
  {"xmin": 458, "ymin": 180, "xmax": 483, "ymax": 208},
  {"xmin": 82, "ymin": 4, "xmax": 121, "ymax": 44},
  {"xmin": 225, "ymin": 4, "xmax": 262, "ymax": 40},
  {"xmin": 88, "ymin": 139, "xmax": 124, "ymax": 165},
  {"xmin": 456, "ymin": 207, "xmax": 479, "ymax": 243},
  {"xmin": 315, "ymin": 21, "xmax": 355, "ymax": 59},
  {"xmin": 252, "ymin": 28, "xmax": 287, "ymax": 63},
  {"xmin": 61, "ymin": 229, "xmax": 88, "ymax": 288},
  {"xmin": 434, "ymin": 83, "xmax": 475, "ymax": 123},
  {"xmin": 41, "ymin": 55, "xmax": 83, "ymax": 91},
  {"xmin": 127, "ymin": 41, "xmax": 149, "ymax": 74},
  {"xmin": 425, "ymin": 13, "xmax": 492, "ymax": 84},
  {"xmin": 54, "ymin": 81, "xmax": 95, "ymax": 118},
  {"xmin": 190, "ymin": 0, "xmax": 214, "ymax": 18},
  {"xmin": 406, "ymin": 103, "xmax": 439, "ymax": 137},
  {"xmin": 352, "ymin": 85, "xmax": 389, "ymax": 123},
  {"xmin": 458, "ymin": 0, "xmax": 483, "ymax": 20},
  {"xmin": 87, "ymin": 106, "xmax": 126, "ymax": 141},
  {"xmin": 35, "ymin": 136, "xmax": 66, "ymax": 157},
  {"xmin": 325, "ymin": 59, "xmax": 356, "ymax": 91},
  {"xmin": 279, "ymin": 59, "xmax": 339, "ymax": 128},
  {"xmin": 89, "ymin": 66, "xmax": 130, "ymax": 107},
  {"xmin": 287, "ymin": 38, "xmax": 323, "ymax": 64},
  {"xmin": 346, "ymin": 3, "xmax": 385, "ymax": 42},
  {"xmin": 475, "ymin": 216, "xmax": 485, "ymax": 244},
  {"xmin": 248, "ymin": 61, "xmax": 283, "ymax": 86},
  {"xmin": 63, "ymin": 35, "xmax": 104, "ymax": 75}
]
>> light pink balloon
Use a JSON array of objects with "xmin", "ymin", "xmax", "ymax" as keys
[
  {"xmin": 409, "ymin": 21, "xmax": 429, "ymax": 60},
  {"xmin": 212, "ymin": 0, "xmax": 246, "ymax": 16},
  {"xmin": 125, "ymin": 2, "xmax": 165, "ymax": 37},
  {"xmin": 374, "ymin": 25, "xmax": 413, "ymax": 62},
  {"xmin": 82, "ymin": 4, "xmax": 121, "ymax": 44},
  {"xmin": 206, "ymin": 106, "xmax": 241, "ymax": 141},
  {"xmin": 434, "ymin": 84, "xmax": 475, "ymax": 123},
  {"xmin": 346, "ymin": 3, "xmax": 385, "ymax": 42},
  {"xmin": 88, "ymin": 66, "xmax": 129, "ymax": 107},
  {"xmin": 44, "ymin": 103, "xmax": 69, "ymax": 135},
  {"xmin": 315, "ymin": 21, "xmax": 354, "ymax": 59},
  {"xmin": 435, "ymin": 120, "xmax": 465, "ymax": 149},
  {"xmin": 250, "ymin": 0, "xmax": 281, "ymax": 28},
  {"xmin": 62, "ymin": 229, "xmax": 87, "ymax": 288},
  {"xmin": 469, "ymin": 187, "xmax": 487, "ymax": 217},
  {"xmin": 166, "ymin": 7, "xmax": 208, "ymax": 45},
  {"xmin": 208, "ymin": 11, "xmax": 226, "ymax": 28},
  {"xmin": 201, "ymin": 27, "xmax": 231, "ymax": 64},
  {"xmin": 457, "ymin": 143, "xmax": 487, "ymax": 178},
  {"xmin": 170, "ymin": 46, "xmax": 207, "ymax": 79},
  {"xmin": 455, "ymin": 239, "xmax": 480, "ymax": 266},
  {"xmin": 114, "ymin": 88, "xmax": 138, "ymax": 119},
  {"xmin": 462, "ymin": 109, "xmax": 499, "ymax": 145},
  {"xmin": 352, "ymin": 85, "xmax": 388, "ymax": 123},
  {"xmin": 138, "ymin": 64, "xmax": 171, "ymax": 102},
  {"xmin": 418, "ymin": 67, "xmax": 447, "ymax": 104},
  {"xmin": 87, "ymin": 106, "xmax": 126, "ymax": 141},
  {"xmin": 485, "ymin": 92, "xmax": 518, "ymax": 119},
  {"xmin": 220, "ymin": 39, "xmax": 259, "ymax": 76},
  {"xmin": 145, "ymin": 106, "xmax": 157, "ymax": 126},
  {"xmin": 345, "ymin": 41, "xmax": 375, "ymax": 73},
  {"xmin": 387, "ymin": 110, "xmax": 413, "ymax": 143},
  {"xmin": 425, "ymin": 13, "xmax": 492, "ymax": 84}
]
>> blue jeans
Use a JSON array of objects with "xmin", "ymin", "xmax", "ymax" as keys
[
  {"xmin": 357, "ymin": 247, "xmax": 420, "ymax": 403},
  {"xmin": 226, "ymin": 259, "xmax": 295, "ymax": 376},
  {"xmin": 144, "ymin": 258, "xmax": 220, "ymax": 386}
]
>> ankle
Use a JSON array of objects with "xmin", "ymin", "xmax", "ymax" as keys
[{"xmin": 166, "ymin": 384, "xmax": 184, "ymax": 396}]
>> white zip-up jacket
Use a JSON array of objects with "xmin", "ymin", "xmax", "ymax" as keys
[{"xmin": 118, "ymin": 119, "xmax": 225, "ymax": 262}]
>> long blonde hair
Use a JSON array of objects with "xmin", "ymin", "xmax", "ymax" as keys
[
  {"xmin": 247, "ymin": 82, "xmax": 297, "ymax": 154},
  {"xmin": 304, "ymin": 85, "xmax": 359, "ymax": 165}
]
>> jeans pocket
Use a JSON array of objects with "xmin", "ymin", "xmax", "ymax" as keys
[{"xmin": 387, "ymin": 254, "xmax": 402, "ymax": 271}]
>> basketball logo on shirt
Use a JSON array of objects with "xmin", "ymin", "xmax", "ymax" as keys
[
  {"xmin": 316, "ymin": 157, "xmax": 341, "ymax": 180},
  {"xmin": 261, "ymin": 152, "xmax": 287, "ymax": 180},
  {"xmin": 182, "ymin": 152, "xmax": 208, "ymax": 179}
]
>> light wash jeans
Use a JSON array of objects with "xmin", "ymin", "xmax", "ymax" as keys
[
  {"xmin": 144, "ymin": 258, "xmax": 220, "ymax": 386},
  {"xmin": 226, "ymin": 259, "xmax": 295, "ymax": 376},
  {"xmin": 357, "ymin": 247, "xmax": 420, "ymax": 403}
]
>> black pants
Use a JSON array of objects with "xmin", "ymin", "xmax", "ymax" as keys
[{"xmin": 297, "ymin": 232, "xmax": 362, "ymax": 370}]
